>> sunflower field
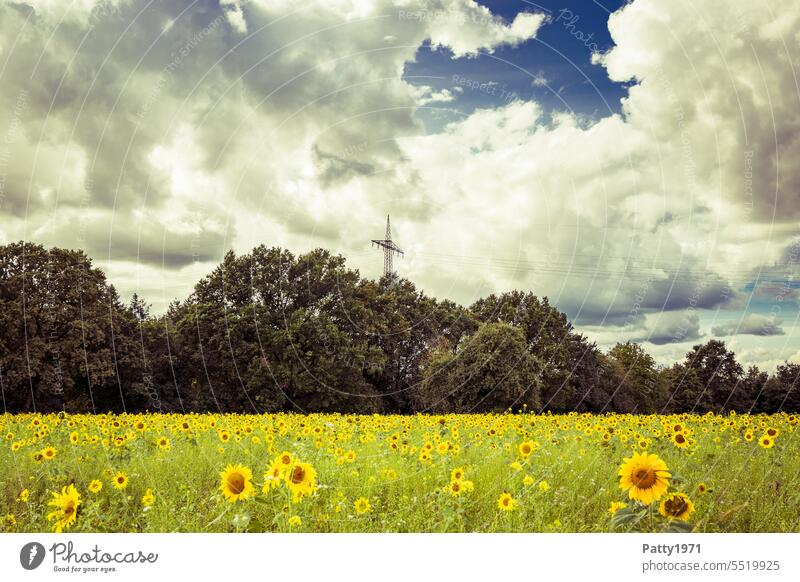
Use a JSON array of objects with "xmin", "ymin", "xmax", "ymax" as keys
[{"xmin": 1, "ymin": 411, "xmax": 798, "ymax": 533}]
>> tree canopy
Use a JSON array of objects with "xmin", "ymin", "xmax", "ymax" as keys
[{"xmin": 1, "ymin": 242, "xmax": 797, "ymax": 414}]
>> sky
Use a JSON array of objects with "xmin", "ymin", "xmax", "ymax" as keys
[{"xmin": 1, "ymin": 0, "xmax": 799, "ymax": 370}]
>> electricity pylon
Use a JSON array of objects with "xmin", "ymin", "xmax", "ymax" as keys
[{"xmin": 371, "ymin": 215, "xmax": 403, "ymax": 277}]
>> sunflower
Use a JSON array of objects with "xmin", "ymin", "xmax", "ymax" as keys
[
  {"xmin": 766, "ymin": 427, "xmax": 780, "ymax": 438},
  {"xmin": 697, "ymin": 482, "xmax": 711, "ymax": 495},
  {"xmin": 671, "ymin": 432, "xmax": 690, "ymax": 449},
  {"xmin": 112, "ymin": 472, "xmax": 128, "ymax": 490},
  {"xmin": 262, "ymin": 458, "xmax": 285, "ymax": 493},
  {"xmin": 42, "ymin": 446, "xmax": 57, "ymax": 460},
  {"xmin": 17, "ymin": 488, "xmax": 29, "ymax": 503},
  {"xmin": 450, "ymin": 467, "xmax": 466, "ymax": 481},
  {"xmin": 285, "ymin": 461, "xmax": 317, "ymax": 502},
  {"xmin": 88, "ymin": 480, "xmax": 103, "ymax": 494},
  {"xmin": 759, "ymin": 435, "xmax": 775, "ymax": 449},
  {"xmin": 141, "ymin": 489, "xmax": 155, "ymax": 507},
  {"xmin": 46, "ymin": 484, "xmax": 81, "ymax": 533},
  {"xmin": 220, "ymin": 464, "xmax": 255, "ymax": 502},
  {"xmin": 277, "ymin": 451, "xmax": 294, "ymax": 468},
  {"xmin": 538, "ymin": 480, "xmax": 550, "ymax": 492},
  {"xmin": 658, "ymin": 492, "xmax": 695, "ymax": 522},
  {"xmin": 523, "ymin": 474, "xmax": 534, "ymax": 486},
  {"xmin": 444, "ymin": 479, "xmax": 473, "ymax": 496},
  {"xmin": 608, "ymin": 501, "xmax": 627, "ymax": 516},
  {"xmin": 518, "ymin": 441, "xmax": 535, "ymax": 458},
  {"xmin": 354, "ymin": 497, "xmax": 372, "ymax": 514},
  {"xmin": 156, "ymin": 437, "xmax": 170, "ymax": 450},
  {"xmin": 618, "ymin": 451, "xmax": 671, "ymax": 504},
  {"xmin": 70, "ymin": 431, "xmax": 79, "ymax": 445},
  {"xmin": 497, "ymin": 492, "xmax": 517, "ymax": 512}
]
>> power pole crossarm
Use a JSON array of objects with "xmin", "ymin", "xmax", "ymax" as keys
[{"xmin": 371, "ymin": 215, "xmax": 403, "ymax": 277}]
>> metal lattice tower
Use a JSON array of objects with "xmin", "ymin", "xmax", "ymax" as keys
[{"xmin": 371, "ymin": 215, "xmax": 404, "ymax": 277}]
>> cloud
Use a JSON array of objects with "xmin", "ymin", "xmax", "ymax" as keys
[
  {"xmin": 637, "ymin": 311, "xmax": 703, "ymax": 346},
  {"xmin": 712, "ymin": 314, "xmax": 785, "ymax": 337}
]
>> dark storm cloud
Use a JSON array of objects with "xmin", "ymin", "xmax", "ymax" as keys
[{"xmin": 712, "ymin": 314, "xmax": 785, "ymax": 337}]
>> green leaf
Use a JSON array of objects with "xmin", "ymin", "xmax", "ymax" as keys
[{"xmin": 664, "ymin": 520, "xmax": 694, "ymax": 533}]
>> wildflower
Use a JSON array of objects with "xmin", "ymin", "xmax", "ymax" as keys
[
  {"xmin": 538, "ymin": 480, "xmax": 550, "ymax": 492},
  {"xmin": 17, "ymin": 488, "xmax": 29, "ymax": 503},
  {"xmin": 88, "ymin": 480, "xmax": 103, "ymax": 494}
]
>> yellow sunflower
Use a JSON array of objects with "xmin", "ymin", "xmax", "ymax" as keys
[
  {"xmin": 262, "ymin": 458, "xmax": 285, "ymax": 493},
  {"xmin": 758, "ymin": 435, "xmax": 775, "ymax": 449},
  {"xmin": 618, "ymin": 451, "xmax": 671, "ymax": 504},
  {"xmin": 497, "ymin": 492, "xmax": 517, "ymax": 512},
  {"xmin": 671, "ymin": 432, "xmax": 690, "ymax": 449},
  {"xmin": 354, "ymin": 497, "xmax": 372, "ymax": 514},
  {"xmin": 47, "ymin": 484, "xmax": 81, "ymax": 533},
  {"xmin": 658, "ymin": 492, "xmax": 695, "ymax": 522},
  {"xmin": 141, "ymin": 489, "xmax": 155, "ymax": 507},
  {"xmin": 518, "ymin": 440, "xmax": 535, "ymax": 458},
  {"xmin": 220, "ymin": 464, "xmax": 255, "ymax": 502},
  {"xmin": 112, "ymin": 472, "xmax": 128, "ymax": 490},
  {"xmin": 285, "ymin": 461, "xmax": 317, "ymax": 502},
  {"xmin": 608, "ymin": 501, "xmax": 628, "ymax": 516},
  {"xmin": 88, "ymin": 480, "xmax": 103, "ymax": 494}
]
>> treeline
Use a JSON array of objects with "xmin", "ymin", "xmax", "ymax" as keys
[{"xmin": 1, "ymin": 241, "xmax": 798, "ymax": 414}]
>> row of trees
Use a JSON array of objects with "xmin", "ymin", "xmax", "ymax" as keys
[{"xmin": 1, "ymin": 241, "xmax": 798, "ymax": 414}]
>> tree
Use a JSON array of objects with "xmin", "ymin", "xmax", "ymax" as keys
[
  {"xmin": 471, "ymin": 292, "xmax": 574, "ymax": 411},
  {"xmin": 729, "ymin": 365, "xmax": 768, "ymax": 413},
  {"xmin": 761, "ymin": 362, "xmax": 800, "ymax": 412},
  {"xmin": 683, "ymin": 340, "xmax": 743, "ymax": 412},
  {"xmin": 658, "ymin": 363, "xmax": 710, "ymax": 413},
  {"xmin": 0, "ymin": 242, "xmax": 133, "ymax": 412},
  {"xmin": 607, "ymin": 342, "xmax": 661, "ymax": 412},
  {"xmin": 418, "ymin": 322, "xmax": 541, "ymax": 413}
]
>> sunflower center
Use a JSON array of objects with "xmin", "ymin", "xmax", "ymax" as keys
[
  {"xmin": 291, "ymin": 466, "xmax": 306, "ymax": 484},
  {"xmin": 664, "ymin": 497, "xmax": 688, "ymax": 516},
  {"xmin": 633, "ymin": 467, "xmax": 657, "ymax": 488},
  {"xmin": 64, "ymin": 503, "xmax": 75, "ymax": 517},
  {"xmin": 675, "ymin": 434, "xmax": 685, "ymax": 444},
  {"xmin": 227, "ymin": 473, "xmax": 245, "ymax": 494}
]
